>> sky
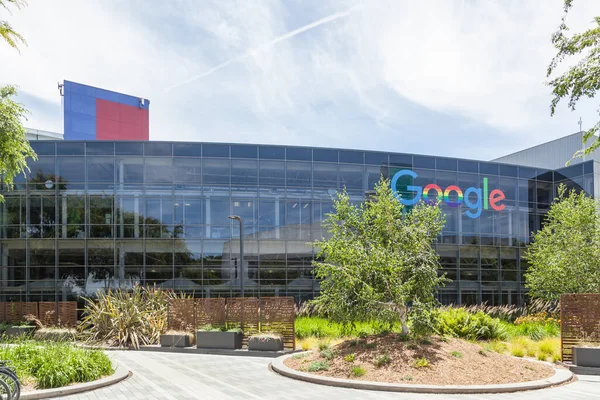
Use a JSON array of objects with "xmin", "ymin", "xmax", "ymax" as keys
[{"xmin": 2, "ymin": 0, "xmax": 600, "ymax": 161}]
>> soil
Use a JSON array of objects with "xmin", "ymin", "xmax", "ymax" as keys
[{"xmin": 285, "ymin": 335, "xmax": 558, "ymax": 385}]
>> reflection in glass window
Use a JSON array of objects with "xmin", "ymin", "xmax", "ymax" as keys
[
  {"xmin": 203, "ymin": 159, "xmax": 230, "ymax": 185},
  {"xmin": 174, "ymin": 158, "xmax": 201, "ymax": 183},
  {"xmin": 145, "ymin": 158, "xmax": 173, "ymax": 183},
  {"xmin": 145, "ymin": 198, "xmax": 173, "ymax": 225},
  {"xmin": 259, "ymin": 161, "xmax": 285, "ymax": 187},
  {"xmin": 174, "ymin": 198, "xmax": 202, "ymax": 225},
  {"xmin": 57, "ymin": 157, "xmax": 85, "ymax": 182},
  {"xmin": 28, "ymin": 157, "xmax": 55, "ymax": 183},
  {"xmin": 87, "ymin": 157, "xmax": 115, "ymax": 182},
  {"xmin": 339, "ymin": 165, "xmax": 363, "ymax": 190},
  {"xmin": 286, "ymin": 162, "xmax": 312, "ymax": 188},
  {"xmin": 208, "ymin": 197, "xmax": 230, "ymax": 227},
  {"xmin": 231, "ymin": 159, "xmax": 258, "ymax": 186},
  {"xmin": 259, "ymin": 199, "xmax": 284, "ymax": 227},
  {"xmin": 116, "ymin": 157, "xmax": 144, "ymax": 183}
]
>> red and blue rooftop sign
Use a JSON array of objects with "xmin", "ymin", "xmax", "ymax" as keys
[{"xmin": 63, "ymin": 80, "xmax": 149, "ymax": 141}]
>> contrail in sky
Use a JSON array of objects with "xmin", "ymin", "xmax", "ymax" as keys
[{"xmin": 165, "ymin": 5, "xmax": 361, "ymax": 92}]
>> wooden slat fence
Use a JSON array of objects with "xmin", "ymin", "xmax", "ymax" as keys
[
  {"xmin": 166, "ymin": 296, "xmax": 296, "ymax": 349},
  {"xmin": 0, "ymin": 301, "xmax": 77, "ymax": 327},
  {"xmin": 561, "ymin": 293, "xmax": 600, "ymax": 362},
  {"xmin": 259, "ymin": 297, "xmax": 295, "ymax": 350}
]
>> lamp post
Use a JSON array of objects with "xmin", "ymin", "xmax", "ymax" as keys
[{"xmin": 228, "ymin": 215, "xmax": 244, "ymax": 297}]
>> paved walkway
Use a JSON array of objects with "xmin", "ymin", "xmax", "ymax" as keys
[{"xmin": 62, "ymin": 351, "xmax": 600, "ymax": 400}]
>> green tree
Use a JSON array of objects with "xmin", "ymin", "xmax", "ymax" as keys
[
  {"xmin": 1, "ymin": 0, "xmax": 27, "ymax": 51},
  {"xmin": 525, "ymin": 185, "xmax": 600, "ymax": 300},
  {"xmin": 1, "ymin": 0, "xmax": 35, "ymax": 199},
  {"xmin": 311, "ymin": 177, "xmax": 447, "ymax": 336},
  {"xmin": 547, "ymin": 0, "xmax": 600, "ymax": 158}
]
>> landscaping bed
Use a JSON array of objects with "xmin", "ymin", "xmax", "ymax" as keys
[
  {"xmin": 284, "ymin": 335, "xmax": 556, "ymax": 385},
  {"xmin": 0, "ymin": 341, "xmax": 113, "ymax": 390}
]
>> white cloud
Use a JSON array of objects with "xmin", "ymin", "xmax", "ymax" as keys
[{"xmin": 2, "ymin": 0, "xmax": 600, "ymax": 159}]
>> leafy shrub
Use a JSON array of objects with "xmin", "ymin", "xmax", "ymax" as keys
[
  {"xmin": 344, "ymin": 353, "xmax": 356, "ymax": 362},
  {"xmin": 351, "ymin": 366, "xmax": 366, "ymax": 377},
  {"xmin": 0, "ymin": 341, "xmax": 113, "ymax": 389},
  {"xmin": 450, "ymin": 351, "xmax": 463, "ymax": 358},
  {"xmin": 514, "ymin": 312, "xmax": 559, "ymax": 326},
  {"xmin": 308, "ymin": 361, "xmax": 329, "ymax": 372},
  {"xmin": 374, "ymin": 353, "xmax": 391, "ymax": 367},
  {"xmin": 320, "ymin": 349, "xmax": 335, "ymax": 360},
  {"xmin": 537, "ymin": 338, "xmax": 560, "ymax": 361},
  {"xmin": 414, "ymin": 357, "xmax": 429, "ymax": 368},
  {"xmin": 435, "ymin": 308, "xmax": 507, "ymax": 340},
  {"xmin": 78, "ymin": 285, "xmax": 174, "ymax": 349},
  {"xmin": 292, "ymin": 353, "xmax": 308, "ymax": 360}
]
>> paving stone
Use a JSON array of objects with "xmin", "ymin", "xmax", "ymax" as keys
[{"xmin": 57, "ymin": 351, "xmax": 600, "ymax": 400}]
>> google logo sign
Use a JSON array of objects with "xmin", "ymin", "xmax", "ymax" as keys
[{"xmin": 391, "ymin": 170, "xmax": 505, "ymax": 219}]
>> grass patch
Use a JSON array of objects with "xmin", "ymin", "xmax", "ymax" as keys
[
  {"xmin": 350, "ymin": 366, "xmax": 366, "ymax": 377},
  {"xmin": 0, "ymin": 341, "xmax": 113, "ymax": 389},
  {"xmin": 317, "ymin": 341, "xmax": 330, "ymax": 351},
  {"xmin": 450, "ymin": 351, "xmax": 463, "ymax": 358},
  {"xmin": 344, "ymin": 353, "xmax": 356, "ymax": 362},
  {"xmin": 292, "ymin": 353, "xmax": 308, "ymax": 360},
  {"xmin": 295, "ymin": 317, "xmax": 397, "ymax": 339}
]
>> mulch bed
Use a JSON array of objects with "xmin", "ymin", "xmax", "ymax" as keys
[{"xmin": 285, "ymin": 335, "xmax": 557, "ymax": 385}]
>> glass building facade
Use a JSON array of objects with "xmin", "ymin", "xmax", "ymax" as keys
[{"xmin": 0, "ymin": 140, "xmax": 596, "ymax": 305}]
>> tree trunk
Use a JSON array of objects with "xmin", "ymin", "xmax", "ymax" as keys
[{"xmin": 399, "ymin": 305, "xmax": 409, "ymax": 335}]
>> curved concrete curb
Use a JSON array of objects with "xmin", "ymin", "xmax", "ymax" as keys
[
  {"xmin": 271, "ymin": 352, "xmax": 574, "ymax": 394},
  {"xmin": 20, "ymin": 365, "xmax": 130, "ymax": 400}
]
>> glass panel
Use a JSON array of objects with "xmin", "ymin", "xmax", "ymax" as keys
[
  {"xmin": 87, "ymin": 157, "xmax": 115, "ymax": 182},
  {"xmin": 436, "ymin": 158, "xmax": 457, "ymax": 171},
  {"xmin": 57, "ymin": 142, "xmax": 84, "ymax": 156},
  {"xmin": 202, "ymin": 144, "xmax": 229, "ymax": 158},
  {"xmin": 313, "ymin": 149, "xmax": 337, "ymax": 162},
  {"xmin": 116, "ymin": 157, "xmax": 144, "ymax": 183},
  {"xmin": 174, "ymin": 198, "xmax": 202, "ymax": 225},
  {"xmin": 57, "ymin": 157, "xmax": 85, "ymax": 182},
  {"xmin": 145, "ymin": 158, "xmax": 173, "ymax": 183},
  {"xmin": 144, "ymin": 142, "xmax": 172, "ymax": 156},
  {"xmin": 286, "ymin": 162, "xmax": 312, "ymax": 187},
  {"xmin": 231, "ymin": 159, "xmax": 258, "ymax": 186},
  {"xmin": 413, "ymin": 156, "xmax": 435, "ymax": 169},
  {"xmin": 173, "ymin": 158, "xmax": 201, "ymax": 183},
  {"xmin": 86, "ymin": 142, "xmax": 114, "ymax": 155},
  {"xmin": 339, "ymin": 164, "xmax": 363, "ymax": 190},
  {"xmin": 479, "ymin": 163, "xmax": 499, "ymax": 175},
  {"xmin": 458, "ymin": 160, "xmax": 478, "ymax": 173},
  {"xmin": 231, "ymin": 145, "xmax": 257, "ymax": 159},
  {"xmin": 173, "ymin": 143, "xmax": 202, "ymax": 157},
  {"xmin": 259, "ymin": 160, "xmax": 285, "ymax": 187},
  {"xmin": 30, "ymin": 240, "xmax": 55, "ymax": 266},
  {"xmin": 365, "ymin": 152, "xmax": 388, "ymax": 166},
  {"xmin": 28, "ymin": 157, "xmax": 55, "ymax": 183},
  {"xmin": 389, "ymin": 153, "xmax": 412, "ymax": 167},
  {"xmin": 313, "ymin": 163, "xmax": 338, "ymax": 189},
  {"xmin": 30, "ymin": 141, "xmax": 55, "ymax": 156},
  {"xmin": 115, "ymin": 142, "xmax": 143, "ymax": 156},
  {"xmin": 259, "ymin": 146, "xmax": 285, "ymax": 160},
  {"xmin": 203, "ymin": 159, "xmax": 230, "ymax": 185},
  {"xmin": 286, "ymin": 147, "xmax": 312, "ymax": 161},
  {"xmin": 259, "ymin": 199, "xmax": 284, "ymax": 227},
  {"xmin": 146, "ymin": 240, "xmax": 173, "ymax": 266},
  {"xmin": 339, "ymin": 150, "xmax": 363, "ymax": 164},
  {"xmin": 145, "ymin": 197, "xmax": 174, "ymax": 225}
]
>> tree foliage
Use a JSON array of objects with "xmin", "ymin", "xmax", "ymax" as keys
[
  {"xmin": 1, "ymin": 0, "xmax": 34, "ymax": 200},
  {"xmin": 547, "ymin": 0, "xmax": 600, "ymax": 158},
  {"xmin": 310, "ymin": 177, "xmax": 447, "ymax": 336},
  {"xmin": 525, "ymin": 185, "xmax": 600, "ymax": 300},
  {"xmin": 0, "ymin": 85, "xmax": 36, "ymax": 198},
  {"xmin": 0, "ymin": 0, "xmax": 26, "ymax": 51}
]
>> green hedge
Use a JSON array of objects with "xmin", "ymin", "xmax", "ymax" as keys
[{"xmin": 0, "ymin": 341, "xmax": 113, "ymax": 389}]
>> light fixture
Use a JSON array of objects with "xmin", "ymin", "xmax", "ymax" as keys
[
  {"xmin": 247, "ymin": 202, "xmax": 252, "ymax": 207},
  {"xmin": 292, "ymin": 203, "xmax": 298, "ymax": 208},
  {"xmin": 44, "ymin": 180, "xmax": 54, "ymax": 190},
  {"xmin": 303, "ymin": 203, "xmax": 309, "ymax": 208},
  {"xmin": 234, "ymin": 201, "xmax": 240, "ymax": 207},
  {"xmin": 185, "ymin": 203, "xmax": 191, "ymax": 206}
]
